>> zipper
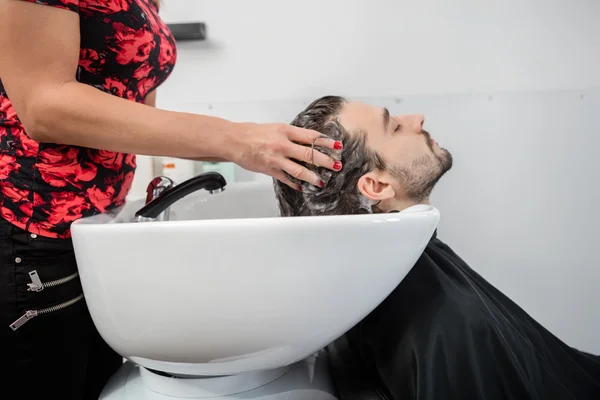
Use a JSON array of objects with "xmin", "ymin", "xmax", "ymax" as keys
[
  {"xmin": 27, "ymin": 269, "xmax": 79, "ymax": 292},
  {"xmin": 9, "ymin": 293, "xmax": 84, "ymax": 331}
]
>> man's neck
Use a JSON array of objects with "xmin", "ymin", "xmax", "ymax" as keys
[{"xmin": 382, "ymin": 197, "xmax": 431, "ymax": 212}]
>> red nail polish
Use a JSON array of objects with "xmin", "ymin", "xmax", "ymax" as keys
[
  {"xmin": 318, "ymin": 181, "xmax": 324, "ymax": 188},
  {"xmin": 333, "ymin": 161, "xmax": 342, "ymax": 171},
  {"xmin": 334, "ymin": 141, "xmax": 343, "ymax": 150}
]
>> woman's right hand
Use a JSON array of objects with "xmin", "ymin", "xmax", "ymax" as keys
[{"xmin": 227, "ymin": 122, "xmax": 344, "ymax": 190}]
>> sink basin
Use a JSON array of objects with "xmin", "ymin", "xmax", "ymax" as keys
[{"xmin": 70, "ymin": 180, "xmax": 440, "ymax": 378}]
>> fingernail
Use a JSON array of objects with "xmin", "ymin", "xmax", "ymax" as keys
[
  {"xmin": 297, "ymin": 185, "xmax": 303, "ymax": 192},
  {"xmin": 333, "ymin": 161, "xmax": 342, "ymax": 171},
  {"xmin": 318, "ymin": 181, "xmax": 324, "ymax": 188},
  {"xmin": 334, "ymin": 141, "xmax": 343, "ymax": 150}
]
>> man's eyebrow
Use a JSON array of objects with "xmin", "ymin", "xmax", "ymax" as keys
[{"xmin": 383, "ymin": 107, "xmax": 390, "ymax": 132}]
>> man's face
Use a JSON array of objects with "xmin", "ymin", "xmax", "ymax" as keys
[{"xmin": 337, "ymin": 101, "xmax": 453, "ymax": 204}]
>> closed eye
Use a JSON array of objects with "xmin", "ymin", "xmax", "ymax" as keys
[{"xmin": 394, "ymin": 124, "xmax": 402, "ymax": 132}]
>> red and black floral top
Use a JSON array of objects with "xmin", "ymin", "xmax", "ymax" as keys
[{"xmin": 0, "ymin": 0, "xmax": 177, "ymax": 238}]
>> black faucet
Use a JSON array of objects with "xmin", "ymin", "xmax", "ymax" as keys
[{"xmin": 134, "ymin": 171, "xmax": 227, "ymax": 222}]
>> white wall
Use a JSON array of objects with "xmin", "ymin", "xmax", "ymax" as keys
[
  {"xmin": 156, "ymin": 0, "xmax": 599, "ymax": 107},
  {"xmin": 130, "ymin": 0, "xmax": 600, "ymax": 353}
]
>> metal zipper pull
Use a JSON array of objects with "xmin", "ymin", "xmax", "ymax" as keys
[
  {"xmin": 8, "ymin": 293, "xmax": 84, "ymax": 331},
  {"xmin": 9, "ymin": 310, "xmax": 38, "ymax": 331},
  {"xmin": 27, "ymin": 270, "xmax": 79, "ymax": 292},
  {"xmin": 27, "ymin": 270, "xmax": 44, "ymax": 292}
]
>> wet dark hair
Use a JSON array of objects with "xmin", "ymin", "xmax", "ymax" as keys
[{"xmin": 273, "ymin": 96, "xmax": 387, "ymax": 217}]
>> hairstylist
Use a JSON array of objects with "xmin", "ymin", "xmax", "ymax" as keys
[{"xmin": 0, "ymin": 0, "xmax": 343, "ymax": 398}]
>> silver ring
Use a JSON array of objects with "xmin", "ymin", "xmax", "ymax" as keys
[{"xmin": 311, "ymin": 133, "xmax": 328, "ymax": 166}]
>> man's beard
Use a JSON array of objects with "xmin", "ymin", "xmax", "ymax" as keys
[{"xmin": 389, "ymin": 130, "xmax": 453, "ymax": 202}]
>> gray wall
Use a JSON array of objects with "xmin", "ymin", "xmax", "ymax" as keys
[{"xmin": 398, "ymin": 87, "xmax": 600, "ymax": 354}]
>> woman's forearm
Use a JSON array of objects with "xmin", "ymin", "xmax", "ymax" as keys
[
  {"xmin": 144, "ymin": 90, "xmax": 228, "ymax": 163},
  {"xmin": 28, "ymin": 80, "xmax": 240, "ymax": 160}
]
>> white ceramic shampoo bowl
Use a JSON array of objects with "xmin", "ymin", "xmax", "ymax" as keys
[{"xmin": 70, "ymin": 181, "xmax": 440, "ymax": 378}]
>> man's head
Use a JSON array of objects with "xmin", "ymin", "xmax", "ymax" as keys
[{"xmin": 273, "ymin": 96, "xmax": 453, "ymax": 216}]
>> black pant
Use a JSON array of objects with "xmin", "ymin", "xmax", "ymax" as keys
[{"xmin": 0, "ymin": 218, "xmax": 123, "ymax": 399}]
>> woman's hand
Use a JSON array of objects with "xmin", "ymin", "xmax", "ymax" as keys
[{"xmin": 228, "ymin": 122, "xmax": 343, "ymax": 190}]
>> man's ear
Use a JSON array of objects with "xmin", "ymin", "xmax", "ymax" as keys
[{"xmin": 357, "ymin": 171, "xmax": 395, "ymax": 202}]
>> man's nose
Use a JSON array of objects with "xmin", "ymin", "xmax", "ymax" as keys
[
  {"xmin": 411, "ymin": 114, "xmax": 425, "ymax": 131},
  {"xmin": 402, "ymin": 114, "xmax": 425, "ymax": 133},
  {"xmin": 395, "ymin": 114, "xmax": 425, "ymax": 131}
]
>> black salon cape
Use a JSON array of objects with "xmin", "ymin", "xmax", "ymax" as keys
[{"xmin": 339, "ymin": 231, "xmax": 600, "ymax": 400}]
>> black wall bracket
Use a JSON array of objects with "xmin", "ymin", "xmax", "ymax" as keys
[{"xmin": 167, "ymin": 22, "xmax": 207, "ymax": 42}]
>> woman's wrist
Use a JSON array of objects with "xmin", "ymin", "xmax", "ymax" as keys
[{"xmin": 214, "ymin": 121, "xmax": 248, "ymax": 163}]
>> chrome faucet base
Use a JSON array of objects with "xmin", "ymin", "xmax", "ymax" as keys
[
  {"xmin": 137, "ymin": 176, "xmax": 175, "ymax": 222},
  {"xmin": 133, "ymin": 215, "xmax": 161, "ymax": 223}
]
